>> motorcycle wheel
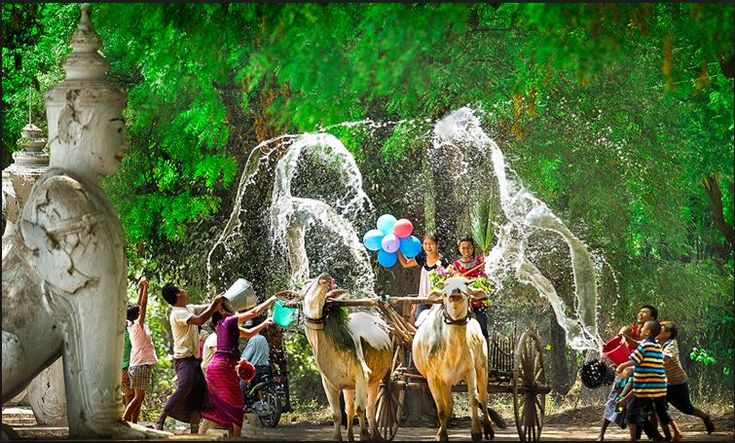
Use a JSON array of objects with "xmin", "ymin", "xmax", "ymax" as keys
[{"xmin": 258, "ymin": 390, "xmax": 282, "ymax": 428}]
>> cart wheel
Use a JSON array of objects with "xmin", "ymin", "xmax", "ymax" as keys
[
  {"xmin": 376, "ymin": 345, "xmax": 405, "ymax": 441},
  {"xmin": 376, "ymin": 379, "xmax": 404, "ymax": 441},
  {"xmin": 512, "ymin": 330, "xmax": 546, "ymax": 442}
]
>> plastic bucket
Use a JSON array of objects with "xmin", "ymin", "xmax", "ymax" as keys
[
  {"xmin": 601, "ymin": 335, "xmax": 632, "ymax": 365},
  {"xmin": 222, "ymin": 278, "xmax": 257, "ymax": 313},
  {"xmin": 272, "ymin": 300, "xmax": 298, "ymax": 328}
]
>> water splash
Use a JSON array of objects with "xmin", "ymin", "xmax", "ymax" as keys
[
  {"xmin": 270, "ymin": 133, "xmax": 375, "ymax": 295},
  {"xmin": 206, "ymin": 135, "xmax": 291, "ymax": 289},
  {"xmin": 207, "ymin": 129, "xmax": 381, "ymax": 296},
  {"xmin": 207, "ymin": 108, "xmax": 607, "ymax": 352},
  {"xmin": 431, "ymin": 107, "xmax": 602, "ymax": 351}
]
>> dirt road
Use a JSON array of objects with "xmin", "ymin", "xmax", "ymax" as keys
[
  {"xmin": 6, "ymin": 406, "xmax": 733, "ymax": 441},
  {"xmin": 9, "ymin": 422, "xmax": 733, "ymax": 441},
  {"xmin": 251, "ymin": 420, "xmax": 731, "ymax": 441}
]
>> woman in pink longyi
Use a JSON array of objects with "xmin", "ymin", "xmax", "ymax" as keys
[{"xmin": 200, "ymin": 296, "xmax": 276, "ymax": 437}]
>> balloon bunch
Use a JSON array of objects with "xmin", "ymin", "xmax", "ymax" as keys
[{"xmin": 363, "ymin": 214, "xmax": 422, "ymax": 267}]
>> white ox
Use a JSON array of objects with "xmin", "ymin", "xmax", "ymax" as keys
[
  {"xmin": 281, "ymin": 274, "xmax": 392, "ymax": 441},
  {"xmin": 412, "ymin": 277, "xmax": 494, "ymax": 441}
]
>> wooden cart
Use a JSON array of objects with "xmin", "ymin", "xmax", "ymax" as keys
[{"xmin": 330, "ymin": 295, "xmax": 550, "ymax": 442}]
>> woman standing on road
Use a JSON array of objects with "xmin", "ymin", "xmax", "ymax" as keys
[{"xmin": 200, "ymin": 296, "xmax": 277, "ymax": 437}]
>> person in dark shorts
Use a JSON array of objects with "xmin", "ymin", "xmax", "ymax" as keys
[
  {"xmin": 657, "ymin": 321, "xmax": 715, "ymax": 434},
  {"xmin": 617, "ymin": 319, "xmax": 683, "ymax": 441}
]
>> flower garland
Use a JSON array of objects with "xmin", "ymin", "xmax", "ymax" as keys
[{"xmin": 427, "ymin": 265, "xmax": 495, "ymax": 306}]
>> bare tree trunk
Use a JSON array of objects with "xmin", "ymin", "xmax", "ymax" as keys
[
  {"xmin": 549, "ymin": 313, "xmax": 575, "ymax": 395},
  {"xmin": 702, "ymin": 174, "xmax": 734, "ymax": 252}
]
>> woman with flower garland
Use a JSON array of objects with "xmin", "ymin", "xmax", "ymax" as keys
[
  {"xmin": 453, "ymin": 235, "xmax": 490, "ymax": 342},
  {"xmin": 397, "ymin": 230, "xmax": 449, "ymax": 325}
]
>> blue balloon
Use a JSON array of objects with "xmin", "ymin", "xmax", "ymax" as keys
[
  {"xmin": 377, "ymin": 249, "xmax": 398, "ymax": 268},
  {"xmin": 376, "ymin": 214, "xmax": 397, "ymax": 235},
  {"xmin": 399, "ymin": 235, "xmax": 422, "ymax": 258},
  {"xmin": 363, "ymin": 229, "xmax": 384, "ymax": 251}
]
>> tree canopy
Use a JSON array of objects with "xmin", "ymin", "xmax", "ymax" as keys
[{"xmin": 2, "ymin": 2, "xmax": 733, "ymax": 403}]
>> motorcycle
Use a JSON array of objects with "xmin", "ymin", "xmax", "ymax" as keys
[{"xmin": 244, "ymin": 368, "xmax": 289, "ymax": 428}]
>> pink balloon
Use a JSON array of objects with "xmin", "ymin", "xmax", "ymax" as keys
[
  {"xmin": 393, "ymin": 218, "xmax": 413, "ymax": 238},
  {"xmin": 381, "ymin": 234, "xmax": 400, "ymax": 253}
]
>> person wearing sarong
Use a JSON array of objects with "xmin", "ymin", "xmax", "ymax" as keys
[
  {"xmin": 200, "ymin": 297, "xmax": 276, "ymax": 437},
  {"xmin": 154, "ymin": 284, "xmax": 224, "ymax": 433}
]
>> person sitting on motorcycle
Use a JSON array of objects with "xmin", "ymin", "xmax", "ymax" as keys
[{"xmin": 240, "ymin": 315, "xmax": 272, "ymax": 409}]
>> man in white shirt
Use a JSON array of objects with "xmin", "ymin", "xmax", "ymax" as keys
[{"xmin": 154, "ymin": 283, "xmax": 224, "ymax": 433}]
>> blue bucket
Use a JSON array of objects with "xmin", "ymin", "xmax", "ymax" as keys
[{"xmin": 272, "ymin": 300, "xmax": 298, "ymax": 328}]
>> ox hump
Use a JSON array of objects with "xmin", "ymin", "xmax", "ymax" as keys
[{"xmin": 347, "ymin": 311, "xmax": 391, "ymax": 351}]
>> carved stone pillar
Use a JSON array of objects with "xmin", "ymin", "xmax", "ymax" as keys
[
  {"xmin": 2, "ymin": 123, "xmax": 67, "ymax": 426},
  {"xmin": 2, "ymin": 123, "xmax": 49, "ymax": 258}
]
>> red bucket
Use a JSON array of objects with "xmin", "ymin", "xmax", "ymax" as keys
[{"xmin": 601, "ymin": 335, "xmax": 631, "ymax": 365}]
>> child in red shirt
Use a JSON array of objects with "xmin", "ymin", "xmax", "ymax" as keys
[{"xmin": 453, "ymin": 235, "xmax": 488, "ymax": 341}]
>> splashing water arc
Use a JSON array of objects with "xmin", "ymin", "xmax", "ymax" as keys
[
  {"xmin": 207, "ymin": 131, "xmax": 377, "ymax": 297},
  {"xmin": 207, "ymin": 108, "xmax": 603, "ymax": 352},
  {"xmin": 270, "ymin": 133, "xmax": 376, "ymax": 296},
  {"xmin": 431, "ymin": 107, "xmax": 602, "ymax": 352}
]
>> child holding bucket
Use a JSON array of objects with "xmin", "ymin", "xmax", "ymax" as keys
[
  {"xmin": 599, "ymin": 323, "xmax": 663, "ymax": 441},
  {"xmin": 618, "ymin": 305, "xmax": 658, "ymax": 350}
]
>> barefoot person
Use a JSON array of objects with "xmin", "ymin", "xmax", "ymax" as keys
[
  {"xmin": 596, "ymin": 367, "xmax": 633, "ymax": 441},
  {"xmin": 658, "ymin": 321, "xmax": 715, "ymax": 434},
  {"xmin": 603, "ymin": 304, "xmax": 665, "ymax": 440},
  {"xmin": 154, "ymin": 284, "xmax": 225, "ymax": 433}
]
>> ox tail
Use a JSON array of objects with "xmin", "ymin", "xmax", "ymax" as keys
[{"xmin": 352, "ymin": 336, "xmax": 373, "ymax": 381}]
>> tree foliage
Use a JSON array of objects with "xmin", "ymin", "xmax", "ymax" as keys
[{"xmin": 2, "ymin": 3, "xmax": 733, "ymax": 404}]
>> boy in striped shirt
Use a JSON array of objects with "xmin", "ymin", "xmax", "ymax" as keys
[{"xmin": 617, "ymin": 320, "xmax": 683, "ymax": 441}]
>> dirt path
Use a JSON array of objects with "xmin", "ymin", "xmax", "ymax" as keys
[
  {"xmin": 9, "ymin": 422, "xmax": 733, "ymax": 441},
  {"xmin": 5, "ymin": 406, "xmax": 733, "ymax": 441},
  {"xmin": 247, "ymin": 423, "xmax": 733, "ymax": 441}
]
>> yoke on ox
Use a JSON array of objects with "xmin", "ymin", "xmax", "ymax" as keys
[{"xmin": 278, "ymin": 274, "xmax": 550, "ymax": 442}]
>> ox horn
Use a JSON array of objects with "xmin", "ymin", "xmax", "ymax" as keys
[
  {"xmin": 326, "ymin": 288, "xmax": 347, "ymax": 299},
  {"xmin": 274, "ymin": 290, "xmax": 302, "ymax": 301},
  {"xmin": 427, "ymin": 289, "xmax": 443, "ymax": 301}
]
